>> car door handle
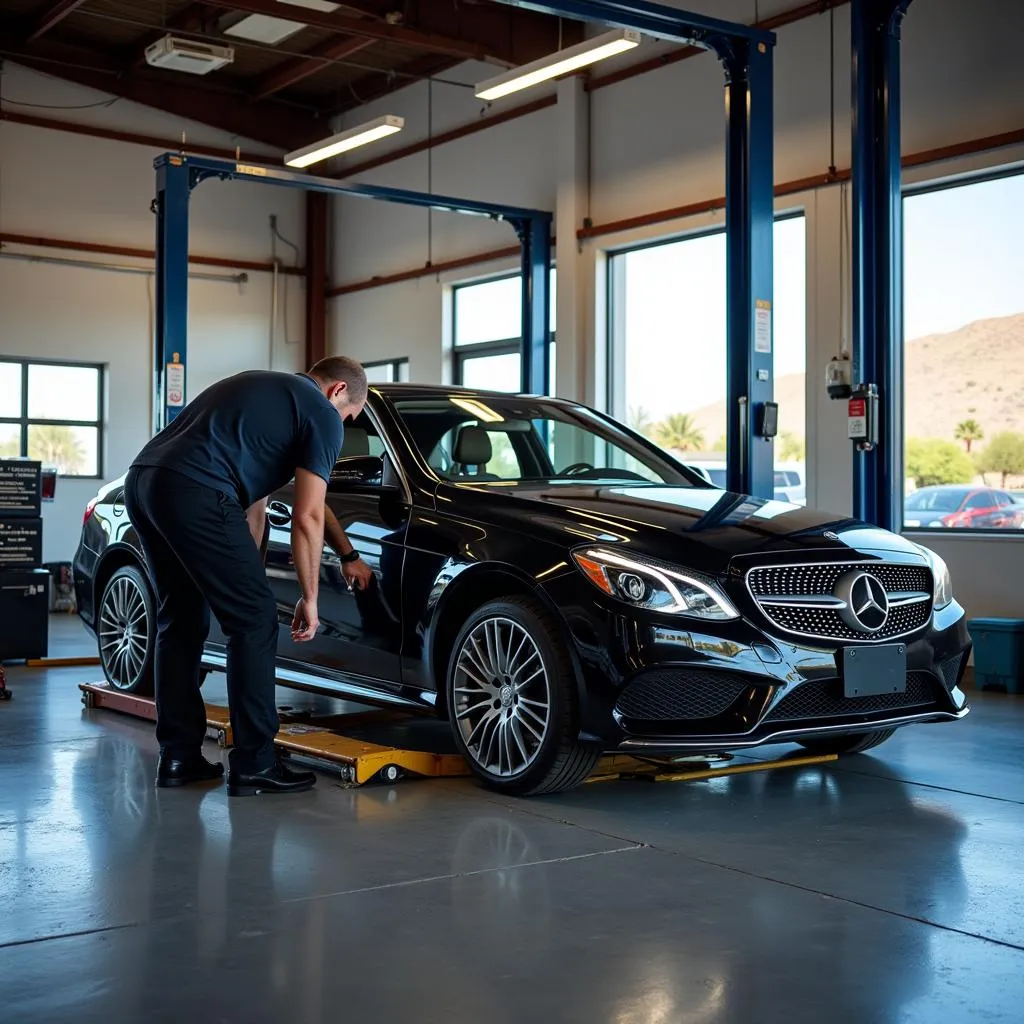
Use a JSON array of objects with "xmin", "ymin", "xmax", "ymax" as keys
[{"xmin": 267, "ymin": 501, "xmax": 292, "ymax": 526}]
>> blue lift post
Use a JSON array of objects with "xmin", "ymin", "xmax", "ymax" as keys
[
  {"xmin": 850, "ymin": 0, "xmax": 913, "ymax": 530},
  {"xmin": 152, "ymin": 154, "xmax": 553, "ymax": 428},
  {"xmin": 493, "ymin": 0, "xmax": 778, "ymax": 499}
]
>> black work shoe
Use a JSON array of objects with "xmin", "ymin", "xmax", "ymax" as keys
[
  {"xmin": 156, "ymin": 752, "xmax": 225, "ymax": 788},
  {"xmin": 227, "ymin": 759, "xmax": 317, "ymax": 797}
]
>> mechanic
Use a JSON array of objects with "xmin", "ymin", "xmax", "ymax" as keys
[{"xmin": 123, "ymin": 356, "xmax": 368, "ymax": 797}]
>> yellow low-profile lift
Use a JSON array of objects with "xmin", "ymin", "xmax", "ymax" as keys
[{"xmin": 79, "ymin": 682, "xmax": 836, "ymax": 787}]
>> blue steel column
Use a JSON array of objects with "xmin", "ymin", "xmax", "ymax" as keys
[
  {"xmin": 723, "ymin": 38, "xmax": 775, "ymax": 498},
  {"xmin": 154, "ymin": 156, "xmax": 192, "ymax": 432},
  {"xmin": 851, "ymin": 0, "xmax": 912, "ymax": 529},
  {"xmin": 519, "ymin": 214, "xmax": 553, "ymax": 395}
]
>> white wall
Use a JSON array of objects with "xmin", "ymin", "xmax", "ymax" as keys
[
  {"xmin": 1, "ymin": 64, "xmax": 305, "ymax": 561},
  {"xmin": 324, "ymin": 0, "xmax": 1024, "ymax": 620}
]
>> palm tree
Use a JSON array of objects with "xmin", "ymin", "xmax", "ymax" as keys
[
  {"xmin": 654, "ymin": 413, "xmax": 705, "ymax": 453},
  {"xmin": 954, "ymin": 419, "xmax": 984, "ymax": 453},
  {"xmin": 27, "ymin": 424, "xmax": 87, "ymax": 474}
]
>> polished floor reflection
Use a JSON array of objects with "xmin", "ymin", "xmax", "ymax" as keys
[{"xmin": 3, "ymin": 661, "xmax": 1024, "ymax": 1023}]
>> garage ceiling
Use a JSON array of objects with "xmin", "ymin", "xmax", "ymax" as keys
[{"xmin": 0, "ymin": 0, "xmax": 581, "ymax": 150}]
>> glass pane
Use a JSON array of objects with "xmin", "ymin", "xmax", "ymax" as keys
[
  {"xmin": 28, "ymin": 424, "xmax": 99, "ymax": 476},
  {"xmin": 364, "ymin": 362, "xmax": 396, "ymax": 383},
  {"xmin": 0, "ymin": 422, "xmax": 21, "ymax": 458},
  {"xmin": 454, "ymin": 270, "xmax": 557, "ymax": 346},
  {"xmin": 393, "ymin": 395, "xmax": 694, "ymax": 488},
  {"xmin": 397, "ymin": 360, "xmax": 410, "ymax": 382},
  {"xmin": 0, "ymin": 362, "xmax": 21, "ymax": 419},
  {"xmin": 459, "ymin": 352, "xmax": 522, "ymax": 393},
  {"xmin": 27, "ymin": 364, "xmax": 100, "ymax": 422},
  {"xmin": 612, "ymin": 219, "xmax": 806, "ymax": 502},
  {"xmin": 903, "ymin": 173, "xmax": 1024, "ymax": 531}
]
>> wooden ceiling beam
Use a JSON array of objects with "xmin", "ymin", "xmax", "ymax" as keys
[
  {"xmin": 252, "ymin": 34, "xmax": 376, "ymax": 101},
  {"xmin": 24, "ymin": 0, "xmax": 89, "ymax": 43}
]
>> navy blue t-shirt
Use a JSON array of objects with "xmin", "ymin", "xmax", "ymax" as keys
[{"xmin": 133, "ymin": 370, "xmax": 343, "ymax": 508}]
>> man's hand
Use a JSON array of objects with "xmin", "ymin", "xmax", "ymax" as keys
[
  {"xmin": 291, "ymin": 597, "xmax": 319, "ymax": 642},
  {"xmin": 343, "ymin": 556, "xmax": 373, "ymax": 591}
]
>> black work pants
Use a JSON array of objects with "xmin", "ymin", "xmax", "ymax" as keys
[{"xmin": 123, "ymin": 466, "xmax": 279, "ymax": 773}]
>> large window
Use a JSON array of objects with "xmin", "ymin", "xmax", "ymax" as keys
[
  {"xmin": 364, "ymin": 358, "xmax": 409, "ymax": 384},
  {"xmin": 0, "ymin": 358, "xmax": 104, "ymax": 477},
  {"xmin": 902, "ymin": 171, "xmax": 1024, "ymax": 531},
  {"xmin": 452, "ymin": 271, "xmax": 557, "ymax": 393},
  {"xmin": 608, "ymin": 215, "xmax": 807, "ymax": 503}
]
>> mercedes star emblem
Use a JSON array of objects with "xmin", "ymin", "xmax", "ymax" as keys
[{"xmin": 835, "ymin": 571, "xmax": 890, "ymax": 633}]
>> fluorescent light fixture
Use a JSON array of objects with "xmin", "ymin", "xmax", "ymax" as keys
[
  {"xmin": 475, "ymin": 28, "xmax": 641, "ymax": 101},
  {"xmin": 284, "ymin": 115, "xmax": 404, "ymax": 168}
]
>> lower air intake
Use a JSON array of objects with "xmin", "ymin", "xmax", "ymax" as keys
[
  {"xmin": 765, "ymin": 672, "xmax": 938, "ymax": 723},
  {"xmin": 615, "ymin": 669, "xmax": 751, "ymax": 721}
]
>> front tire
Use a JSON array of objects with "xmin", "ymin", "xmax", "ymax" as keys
[
  {"xmin": 446, "ymin": 596, "xmax": 602, "ymax": 796},
  {"xmin": 97, "ymin": 565, "xmax": 155, "ymax": 696},
  {"xmin": 797, "ymin": 727, "xmax": 896, "ymax": 756}
]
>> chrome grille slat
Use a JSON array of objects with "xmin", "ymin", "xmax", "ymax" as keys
[{"xmin": 745, "ymin": 561, "xmax": 933, "ymax": 643}]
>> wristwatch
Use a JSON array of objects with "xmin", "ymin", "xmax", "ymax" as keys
[{"xmin": 339, "ymin": 549, "xmax": 361, "ymax": 564}]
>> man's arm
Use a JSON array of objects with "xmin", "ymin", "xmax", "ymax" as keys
[
  {"xmin": 245, "ymin": 497, "xmax": 267, "ymax": 548},
  {"xmin": 290, "ymin": 468, "xmax": 327, "ymax": 641},
  {"xmin": 324, "ymin": 504, "xmax": 373, "ymax": 591}
]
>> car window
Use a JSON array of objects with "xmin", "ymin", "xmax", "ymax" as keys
[
  {"xmin": 905, "ymin": 489, "xmax": 968, "ymax": 511},
  {"xmin": 964, "ymin": 492, "xmax": 991, "ymax": 509},
  {"xmin": 331, "ymin": 412, "xmax": 386, "ymax": 475},
  {"xmin": 392, "ymin": 396, "xmax": 699, "ymax": 488}
]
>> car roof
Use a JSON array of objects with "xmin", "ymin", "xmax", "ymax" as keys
[{"xmin": 369, "ymin": 382, "xmax": 569, "ymax": 404}]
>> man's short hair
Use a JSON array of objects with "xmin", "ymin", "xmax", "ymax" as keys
[{"xmin": 309, "ymin": 356, "xmax": 368, "ymax": 404}]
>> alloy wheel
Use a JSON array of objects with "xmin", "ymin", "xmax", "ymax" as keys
[
  {"xmin": 99, "ymin": 575, "xmax": 150, "ymax": 691},
  {"xmin": 453, "ymin": 617, "xmax": 551, "ymax": 777}
]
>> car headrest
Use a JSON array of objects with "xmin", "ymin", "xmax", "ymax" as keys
[
  {"xmin": 453, "ymin": 426, "xmax": 493, "ymax": 467},
  {"xmin": 339, "ymin": 427, "xmax": 369, "ymax": 458}
]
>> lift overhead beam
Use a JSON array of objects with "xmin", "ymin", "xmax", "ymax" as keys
[
  {"xmin": 491, "ymin": 0, "xmax": 778, "ymax": 499},
  {"xmin": 153, "ymin": 153, "xmax": 552, "ymax": 429}
]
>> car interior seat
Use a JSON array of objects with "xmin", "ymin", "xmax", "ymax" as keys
[{"xmin": 452, "ymin": 425, "xmax": 499, "ymax": 480}]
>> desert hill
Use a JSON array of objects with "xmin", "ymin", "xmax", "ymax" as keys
[{"xmin": 682, "ymin": 313, "xmax": 1024, "ymax": 450}]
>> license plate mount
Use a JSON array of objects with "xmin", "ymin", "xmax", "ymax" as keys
[{"xmin": 842, "ymin": 644, "xmax": 907, "ymax": 698}]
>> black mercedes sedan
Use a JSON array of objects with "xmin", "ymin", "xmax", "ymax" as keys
[{"xmin": 74, "ymin": 384, "xmax": 971, "ymax": 795}]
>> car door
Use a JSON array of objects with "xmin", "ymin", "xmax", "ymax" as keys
[{"xmin": 273, "ymin": 412, "xmax": 409, "ymax": 695}]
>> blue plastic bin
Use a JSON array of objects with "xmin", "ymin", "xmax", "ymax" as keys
[{"xmin": 967, "ymin": 618, "xmax": 1024, "ymax": 694}]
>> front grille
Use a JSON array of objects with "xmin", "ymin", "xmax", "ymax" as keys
[
  {"xmin": 615, "ymin": 669, "xmax": 751, "ymax": 722},
  {"xmin": 745, "ymin": 562, "xmax": 933, "ymax": 642},
  {"xmin": 764, "ymin": 672, "xmax": 937, "ymax": 723}
]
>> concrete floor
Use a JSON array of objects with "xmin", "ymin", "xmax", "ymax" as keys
[{"xmin": 3, "ymin": 627, "xmax": 1024, "ymax": 1023}]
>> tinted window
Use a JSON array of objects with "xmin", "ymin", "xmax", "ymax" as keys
[{"xmin": 905, "ymin": 489, "xmax": 968, "ymax": 511}]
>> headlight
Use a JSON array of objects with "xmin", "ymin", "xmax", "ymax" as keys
[
  {"xmin": 571, "ymin": 547, "xmax": 739, "ymax": 620},
  {"xmin": 916, "ymin": 544, "xmax": 952, "ymax": 609}
]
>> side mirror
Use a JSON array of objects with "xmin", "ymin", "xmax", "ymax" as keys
[{"xmin": 329, "ymin": 455, "xmax": 400, "ymax": 494}]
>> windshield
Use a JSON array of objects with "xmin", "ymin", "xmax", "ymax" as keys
[
  {"xmin": 390, "ymin": 395, "xmax": 702, "ymax": 488},
  {"xmin": 905, "ymin": 488, "xmax": 968, "ymax": 511}
]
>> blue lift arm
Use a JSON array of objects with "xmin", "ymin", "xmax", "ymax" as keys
[
  {"xmin": 850, "ymin": 0, "xmax": 913, "ymax": 530},
  {"xmin": 490, "ymin": 0, "xmax": 777, "ymax": 500},
  {"xmin": 152, "ymin": 153, "xmax": 552, "ymax": 427}
]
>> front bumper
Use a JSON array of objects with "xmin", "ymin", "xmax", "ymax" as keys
[{"xmin": 541, "ymin": 573, "xmax": 971, "ymax": 752}]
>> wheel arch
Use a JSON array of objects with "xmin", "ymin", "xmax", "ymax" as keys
[
  {"xmin": 91, "ymin": 543, "xmax": 149, "ymax": 628},
  {"xmin": 427, "ymin": 563, "xmax": 583, "ymax": 721}
]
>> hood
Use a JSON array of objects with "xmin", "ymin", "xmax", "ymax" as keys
[{"xmin": 455, "ymin": 483, "xmax": 923, "ymax": 575}]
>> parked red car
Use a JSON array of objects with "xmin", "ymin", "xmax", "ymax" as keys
[{"xmin": 904, "ymin": 486, "xmax": 1024, "ymax": 529}]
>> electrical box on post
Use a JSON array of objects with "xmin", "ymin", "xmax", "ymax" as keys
[
  {"xmin": 826, "ymin": 355, "xmax": 852, "ymax": 399},
  {"xmin": 755, "ymin": 401, "xmax": 779, "ymax": 439},
  {"xmin": 848, "ymin": 383, "xmax": 880, "ymax": 451}
]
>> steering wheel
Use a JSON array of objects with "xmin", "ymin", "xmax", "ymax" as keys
[{"xmin": 557, "ymin": 462, "xmax": 595, "ymax": 476}]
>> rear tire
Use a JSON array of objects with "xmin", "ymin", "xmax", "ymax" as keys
[
  {"xmin": 97, "ymin": 565, "xmax": 155, "ymax": 696},
  {"xmin": 797, "ymin": 727, "xmax": 896, "ymax": 756},
  {"xmin": 446, "ymin": 596, "xmax": 602, "ymax": 796}
]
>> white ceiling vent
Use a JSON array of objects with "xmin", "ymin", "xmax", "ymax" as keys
[{"xmin": 145, "ymin": 35, "xmax": 235, "ymax": 75}]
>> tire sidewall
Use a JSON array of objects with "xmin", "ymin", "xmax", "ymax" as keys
[
  {"xmin": 99, "ymin": 565, "xmax": 155, "ymax": 694},
  {"xmin": 446, "ymin": 598, "xmax": 572, "ymax": 793}
]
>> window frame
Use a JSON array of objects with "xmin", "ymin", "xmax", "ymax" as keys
[
  {"xmin": 363, "ymin": 357, "xmax": 410, "ymax": 384},
  {"xmin": 451, "ymin": 270, "xmax": 557, "ymax": 392},
  {"xmin": 0, "ymin": 356, "xmax": 105, "ymax": 479},
  {"xmin": 900, "ymin": 164, "xmax": 1024, "ymax": 537}
]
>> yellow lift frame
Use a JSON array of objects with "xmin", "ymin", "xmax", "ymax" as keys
[{"xmin": 79, "ymin": 682, "xmax": 837, "ymax": 787}]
